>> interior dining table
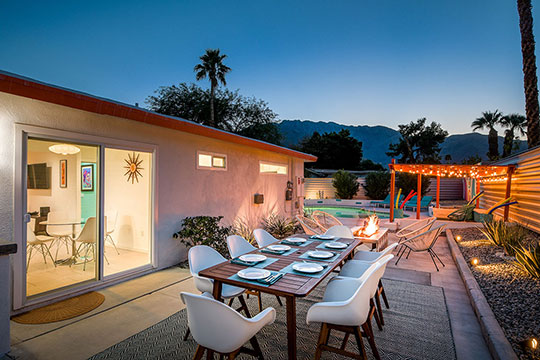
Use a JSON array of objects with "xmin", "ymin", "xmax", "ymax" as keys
[
  {"xmin": 199, "ymin": 233, "xmax": 363, "ymax": 359},
  {"xmin": 39, "ymin": 219, "xmax": 83, "ymax": 265}
]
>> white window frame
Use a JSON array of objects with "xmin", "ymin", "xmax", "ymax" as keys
[
  {"xmin": 197, "ymin": 151, "xmax": 227, "ymax": 171},
  {"xmin": 259, "ymin": 160, "xmax": 288, "ymax": 175}
]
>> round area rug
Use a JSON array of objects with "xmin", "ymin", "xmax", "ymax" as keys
[{"xmin": 12, "ymin": 292, "xmax": 105, "ymax": 324}]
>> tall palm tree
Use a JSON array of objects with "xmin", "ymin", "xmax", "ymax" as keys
[
  {"xmin": 517, "ymin": 0, "xmax": 540, "ymax": 147},
  {"xmin": 471, "ymin": 110, "xmax": 503, "ymax": 160},
  {"xmin": 501, "ymin": 113, "xmax": 527, "ymax": 157},
  {"xmin": 194, "ymin": 49, "xmax": 231, "ymax": 127}
]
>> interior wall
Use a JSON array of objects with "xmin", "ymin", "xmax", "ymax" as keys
[{"xmin": 104, "ymin": 149, "xmax": 151, "ymax": 252}]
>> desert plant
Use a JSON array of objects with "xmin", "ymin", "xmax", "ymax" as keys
[
  {"xmin": 232, "ymin": 217, "xmax": 256, "ymax": 244},
  {"xmin": 362, "ymin": 171, "xmax": 390, "ymax": 200},
  {"xmin": 512, "ymin": 243, "xmax": 540, "ymax": 278},
  {"xmin": 332, "ymin": 170, "xmax": 359, "ymax": 199},
  {"xmin": 481, "ymin": 220, "xmax": 527, "ymax": 255},
  {"xmin": 481, "ymin": 219, "xmax": 507, "ymax": 247},
  {"xmin": 262, "ymin": 213, "xmax": 297, "ymax": 239},
  {"xmin": 173, "ymin": 216, "xmax": 231, "ymax": 257}
]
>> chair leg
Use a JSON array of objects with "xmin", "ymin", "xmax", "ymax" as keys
[
  {"xmin": 370, "ymin": 299, "xmax": 383, "ymax": 331},
  {"xmin": 183, "ymin": 327, "xmax": 191, "ymax": 341},
  {"xmin": 206, "ymin": 349, "xmax": 214, "ymax": 359},
  {"xmin": 380, "ymin": 282, "xmax": 389, "ymax": 309},
  {"xmin": 341, "ymin": 333, "xmax": 350, "ymax": 350},
  {"xmin": 428, "ymin": 250, "xmax": 440, "ymax": 272},
  {"xmin": 362, "ymin": 322, "xmax": 381, "ymax": 360},
  {"xmin": 353, "ymin": 326, "xmax": 368, "ymax": 360},
  {"xmin": 395, "ymin": 246, "xmax": 407, "ymax": 265},
  {"xmin": 375, "ymin": 292, "xmax": 385, "ymax": 326},
  {"xmin": 257, "ymin": 291, "xmax": 263, "ymax": 312},
  {"xmin": 430, "ymin": 249, "xmax": 445, "ymax": 267},
  {"xmin": 27, "ymin": 246, "xmax": 33, "ymax": 270},
  {"xmin": 314, "ymin": 323, "xmax": 329, "ymax": 360},
  {"xmin": 228, "ymin": 298, "xmax": 234, "ymax": 307},
  {"xmin": 275, "ymin": 295, "xmax": 283, "ymax": 306},
  {"xmin": 40, "ymin": 244, "xmax": 48, "ymax": 264},
  {"xmin": 107, "ymin": 234, "xmax": 120, "ymax": 255},
  {"xmin": 405, "ymin": 248, "xmax": 412, "ymax": 259},
  {"xmin": 193, "ymin": 345, "xmax": 205, "ymax": 360},
  {"xmin": 237, "ymin": 295, "xmax": 251, "ymax": 318},
  {"xmin": 44, "ymin": 244, "xmax": 56, "ymax": 267},
  {"xmin": 249, "ymin": 336, "xmax": 264, "ymax": 360}
]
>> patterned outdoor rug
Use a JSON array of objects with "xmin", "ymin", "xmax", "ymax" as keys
[{"xmin": 89, "ymin": 278, "xmax": 456, "ymax": 359}]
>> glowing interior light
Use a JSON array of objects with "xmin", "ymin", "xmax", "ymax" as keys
[{"xmin": 48, "ymin": 144, "xmax": 80, "ymax": 155}]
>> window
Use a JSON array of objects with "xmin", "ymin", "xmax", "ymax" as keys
[
  {"xmin": 260, "ymin": 161, "xmax": 287, "ymax": 175},
  {"xmin": 198, "ymin": 152, "xmax": 227, "ymax": 170}
]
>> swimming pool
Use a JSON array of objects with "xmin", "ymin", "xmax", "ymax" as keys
[{"xmin": 304, "ymin": 205, "xmax": 408, "ymax": 219}]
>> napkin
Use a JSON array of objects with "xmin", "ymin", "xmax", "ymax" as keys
[
  {"xmin": 280, "ymin": 239, "xmax": 301, "ymax": 246},
  {"xmin": 260, "ymin": 248, "xmax": 287, "ymax": 255},
  {"xmin": 256, "ymin": 273, "xmax": 283, "ymax": 285},
  {"xmin": 230, "ymin": 258, "xmax": 261, "ymax": 266}
]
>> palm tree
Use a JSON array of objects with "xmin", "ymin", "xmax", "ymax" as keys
[
  {"xmin": 471, "ymin": 110, "xmax": 503, "ymax": 160},
  {"xmin": 501, "ymin": 113, "xmax": 527, "ymax": 157},
  {"xmin": 194, "ymin": 49, "xmax": 231, "ymax": 127},
  {"xmin": 517, "ymin": 0, "xmax": 540, "ymax": 147}
]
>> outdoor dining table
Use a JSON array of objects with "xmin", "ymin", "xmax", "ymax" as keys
[
  {"xmin": 40, "ymin": 219, "xmax": 83, "ymax": 265},
  {"xmin": 199, "ymin": 234, "xmax": 363, "ymax": 359}
]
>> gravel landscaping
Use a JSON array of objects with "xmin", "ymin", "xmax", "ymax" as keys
[{"xmin": 454, "ymin": 227, "xmax": 540, "ymax": 360}]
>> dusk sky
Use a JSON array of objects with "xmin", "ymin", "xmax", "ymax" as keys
[{"xmin": 2, "ymin": 0, "xmax": 538, "ymax": 135}]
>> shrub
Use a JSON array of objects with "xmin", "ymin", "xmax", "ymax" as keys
[
  {"xmin": 512, "ymin": 243, "xmax": 540, "ymax": 278},
  {"xmin": 481, "ymin": 220, "xmax": 527, "ymax": 256},
  {"xmin": 173, "ymin": 216, "xmax": 231, "ymax": 257},
  {"xmin": 396, "ymin": 173, "xmax": 430, "ymax": 197},
  {"xmin": 362, "ymin": 171, "xmax": 390, "ymax": 199},
  {"xmin": 332, "ymin": 170, "xmax": 360, "ymax": 199},
  {"xmin": 262, "ymin": 213, "xmax": 297, "ymax": 239},
  {"xmin": 232, "ymin": 217, "xmax": 256, "ymax": 244}
]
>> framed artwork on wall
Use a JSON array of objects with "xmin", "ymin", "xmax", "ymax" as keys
[
  {"xmin": 60, "ymin": 159, "xmax": 67, "ymax": 188},
  {"xmin": 81, "ymin": 164, "xmax": 94, "ymax": 191}
]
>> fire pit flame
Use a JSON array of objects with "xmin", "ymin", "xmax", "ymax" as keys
[{"xmin": 354, "ymin": 214, "xmax": 380, "ymax": 237}]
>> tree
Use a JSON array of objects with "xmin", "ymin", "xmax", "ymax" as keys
[
  {"xmin": 500, "ymin": 113, "xmax": 527, "ymax": 157},
  {"xmin": 471, "ymin": 110, "xmax": 502, "ymax": 160},
  {"xmin": 332, "ymin": 170, "xmax": 360, "ymax": 199},
  {"xmin": 362, "ymin": 171, "xmax": 390, "ymax": 199},
  {"xmin": 461, "ymin": 154, "xmax": 482, "ymax": 165},
  {"xmin": 237, "ymin": 123, "xmax": 283, "ymax": 145},
  {"xmin": 396, "ymin": 173, "xmax": 430, "ymax": 197},
  {"xmin": 299, "ymin": 129, "xmax": 363, "ymax": 169},
  {"xmin": 194, "ymin": 49, "xmax": 231, "ymax": 127},
  {"xmin": 517, "ymin": 0, "xmax": 540, "ymax": 148},
  {"xmin": 358, "ymin": 159, "xmax": 385, "ymax": 171},
  {"xmin": 387, "ymin": 118, "xmax": 448, "ymax": 164},
  {"xmin": 146, "ymin": 83, "xmax": 278, "ymax": 133}
]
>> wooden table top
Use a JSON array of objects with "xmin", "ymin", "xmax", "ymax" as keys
[{"xmin": 199, "ymin": 235, "xmax": 363, "ymax": 298}]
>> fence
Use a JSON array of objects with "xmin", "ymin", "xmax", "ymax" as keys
[
  {"xmin": 480, "ymin": 145, "xmax": 540, "ymax": 233},
  {"xmin": 304, "ymin": 176, "xmax": 464, "ymax": 201}
]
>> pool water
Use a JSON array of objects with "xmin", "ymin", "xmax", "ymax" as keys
[{"xmin": 304, "ymin": 205, "xmax": 407, "ymax": 219}]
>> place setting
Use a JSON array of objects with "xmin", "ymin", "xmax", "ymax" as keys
[
  {"xmin": 309, "ymin": 234, "xmax": 339, "ymax": 241},
  {"xmin": 259, "ymin": 244, "xmax": 296, "ymax": 256},
  {"xmin": 230, "ymin": 268, "xmax": 284, "ymax": 286},
  {"xmin": 279, "ymin": 260, "xmax": 329, "ymax": 278},
  {"xmin": 298, "ymin": 250, "xmax": 340, "ymax": 262},
  {"xmin": 280, "ymin": 237, "xmax": 312, "ymax": 247},
  {"xmin": 230, "ymin": 254, "xmax": 278, "ymax": 268},
  {"xmin": 316, "ymin": 241, "xmax": 349, "ymax": 251}
]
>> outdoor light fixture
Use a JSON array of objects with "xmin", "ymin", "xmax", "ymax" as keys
[
  {"xmin": 520, "ymin": 337, "xmax": 538, "ymax": 352},
  {"xmin": 49, "ymin": 144, "xmax": 80, "ymax": 155},
  {"xmin": 456, "ymin": 235, "xmax": 462, "ymax": 241},
  {"xmin": 471, "ymin": 258, "xmax": 479, "ymax": 266}
]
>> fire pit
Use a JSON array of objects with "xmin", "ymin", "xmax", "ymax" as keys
[
  {"xmin": 352, "ymin": 215, "xmax": 388, "ymax": 251},
  {"xmin": 353, "ymin": 214, "xmax": 380, "ymax": 237}
]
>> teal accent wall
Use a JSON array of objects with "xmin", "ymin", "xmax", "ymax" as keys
[{"xmin": 81, "ymin": 162, "xmax": 97, "ymax": 222}]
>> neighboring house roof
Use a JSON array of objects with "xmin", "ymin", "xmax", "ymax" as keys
[{"xmin": 0, "ymin": 70, "xmax": 317, "ymax": 162}]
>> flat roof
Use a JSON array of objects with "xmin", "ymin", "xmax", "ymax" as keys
[{"xmin": 0, "ymin": 70, "xmax": 317, "ymax": 162}]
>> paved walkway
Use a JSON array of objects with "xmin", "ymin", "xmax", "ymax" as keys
[{"xmin": 9, "ymin": 223, "xmax": 492, "ymax": 360}]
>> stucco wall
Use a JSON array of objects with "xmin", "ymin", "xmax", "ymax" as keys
[{"xmin": 0, "ymin": 92, "xmax": 305, "ymax": 274}]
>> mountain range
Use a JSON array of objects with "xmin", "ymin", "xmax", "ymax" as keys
[{"xmin": 277, "ymin": 120, "xmax": 528, "ymax": 165}]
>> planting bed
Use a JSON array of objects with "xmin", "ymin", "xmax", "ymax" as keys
[{"xmin": 454, "ymin": 227, "xmax": 540, "ymax": 360}]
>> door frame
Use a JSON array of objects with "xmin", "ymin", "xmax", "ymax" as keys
[{"xmin": 14, "ymin": 123, "xmax": 158, "ymax": 310}]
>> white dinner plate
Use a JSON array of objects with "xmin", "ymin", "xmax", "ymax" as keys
[
  {"xmin": 267, "ymin": 244, "xmax": 291, "ymax": 251},
  {"xmin": 239, "ymin": 254, "xmax": 267, "ymax": 262},
  {"xmin": 237, "ymin": 268, "xmax": 271, "ymax": 280},
  {"xmin": 307, "ymin": 250, "xmax": 334, "ymax": 259},
  {"xmin": 285, "ymin": 237, "xmax": 307, "ymax": 243},
  {"xmin": 292, "ymin": 262, "xmax": 324, "ymax": 273},
  {"xmin": 325, "ymin": 242, "xmax": 348, "ymax": 249},
  {"xmin": 314, "ymin": 235, "xmax": 335, "ymax": 240}
]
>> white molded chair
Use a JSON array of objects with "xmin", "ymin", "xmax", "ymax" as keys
[
  {"xmin": 46, "ymin": 211, "xmax": 73, "ymax": 260},
  {"xmin": 73, "ymin": 217, "xmax": 109, "ymax": 271},
  {"xmin": 105, "ymin": 210, "xmax": 120, "ymax": 255},
  {"xmin": 339, "ymin": 254, "xmax": 395, "ymax": 330},
  {"xmin": 324, "ymin": 225, "xmax": 355, "ymax": 239},
  {"xmin": 226, "ymin": 235, "xmax": 283, "ymax": 311},
  {"xmin": 353, "ymin": 242, "xmax": 399, "ymax": 262},
  {"xmin": 181, "ymin": 292, "xmax": 275, "ymax": 359},
  {"xmin": 252, "ymin": 229, "xmax": 278, "ymax": 248},
  {"xmin": 26, "ymin": 222, "xmax": 56, "ymax": 270},
  {"xmin": 306, "ymin": 263, "xmax": 381, "ymax": 360},
  {"xmin": 295, "ymin": 214, "xmax": 322, "ymax": 235}
]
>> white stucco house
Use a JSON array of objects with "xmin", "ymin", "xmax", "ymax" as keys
[{"xmin": 0, "ymin": 69, "xmax": 316, "ymax": 335}]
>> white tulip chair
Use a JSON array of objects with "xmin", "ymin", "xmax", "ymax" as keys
[
  {"xmin": 181, "ymin": 292, "xmax": 276, "ymax": 359},
  {"xmin": 226, "ymin": 235, "xmax": 283, "ymax": 310},
  {"xmin": 339, "ymin": 254, "xmax": 395, "ymax": 330},
  {"xmin": 324, "ymin": 225, "xmax": 355, "ymax": 239},
  {"xmin": 306, "ymin": 263, "xmax": 381, "ymax": 360},
  {"xmin": 26, "ymin": 222, "xmax": 56, "ymax": 270},
  {"xmin": 353, "ymin": 242, "xmax": 398, "ymax": 262},
  {"xmin": 253, "ymin": 228, "xmax": 278, "ymax": 248}
]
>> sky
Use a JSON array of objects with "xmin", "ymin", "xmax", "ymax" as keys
[{"xmin": 1, "ymin": 0, "xmax": 539, "ymax": 135}]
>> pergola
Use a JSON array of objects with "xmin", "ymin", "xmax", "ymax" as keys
[{"xmin": 388, "ymin": 159, "xmax": 515, "ymax": 222}]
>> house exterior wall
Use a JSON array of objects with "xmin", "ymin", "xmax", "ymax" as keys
[{"xmin": 0, "ymin": 91, "xmax": 306, "ymax": 277}]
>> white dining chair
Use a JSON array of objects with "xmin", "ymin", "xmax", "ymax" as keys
[
  {"xmin": 226, "ymin": 235, "xmax": 283, "ymax": 311},
  {"xmin": 339, "ymin": 254, "xmax": 395, "ymax": 330},
  {"xmin": 181, "ymin": 291, "xmax": 276, "ymax": 359},
  {"xmin": 253, "ymin": 229, "xmax": 278, "ymax": 248},
  {"xmin": 46, "ymin": 211, "xmax": 73, "ymax": 260},
  {"xmin": 324, "ymin": 225, "xmax": 355, "ymax": 239},
  {"xmin": 105, "ymin": 210, "xmax": 119, "ymax": 255},
  {"xmin": 306, "ymin": 263, "xmax": 381, "ymax": 360},
  {"xmin": 353, "ymin": 242, "xmax": 399, "ymax": 262},
  {"xmin": 73, "ymin": 217, "xmax": 109, "ymax": 271},
  {"xmin": 184, "ymin": 245, "xmax": 250, "ymax": 341},
  {"xmin": 26, "ymin": 222, "xmax": 56, "ymax": 270}
]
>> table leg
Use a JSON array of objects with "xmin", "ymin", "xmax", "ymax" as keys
[
  {"xmin": 212, "ymin": 280, "xmax": 223, "ymax": 302},
  {"xmin": 286, "ymin": 295, "xmax": 297, "ymax": 359}
]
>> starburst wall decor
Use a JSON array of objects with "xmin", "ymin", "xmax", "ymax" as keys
[{"xmin": 124, "ymin": 152, "xmax": 144, "ymax": 183}]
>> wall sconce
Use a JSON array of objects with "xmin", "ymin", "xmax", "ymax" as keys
[{"xmin": 254, "ymin": 193, "xmax": 264, "ymax": 204}]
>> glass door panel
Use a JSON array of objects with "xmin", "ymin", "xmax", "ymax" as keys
[
  {"xmin": 26, "ymin": 138, "xmax": 100, "ymax": 297},
  {"xmin": 103, "ymin": 148, "xmax": 152, "ymax": 276}
]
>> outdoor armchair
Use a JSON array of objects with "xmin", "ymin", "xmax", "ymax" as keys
[
  {"xmin": 181, "ymin": 291, "xmax": 275, "ymax": 359},
  {"xmin": 395, "ymin": 224, "xmax": 447, "ymax": 271},
  {"xmin": 312, "ymin": 210, "xmax": 343, "ymax": 232},
  {"xmin": 295, "ymin": 214, "xmax": 323, "ymax": 235}
]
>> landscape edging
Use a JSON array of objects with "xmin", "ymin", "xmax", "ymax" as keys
[{"xmin": 446, "ymin": 229, "xmax": 518, "ymax": 360}]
